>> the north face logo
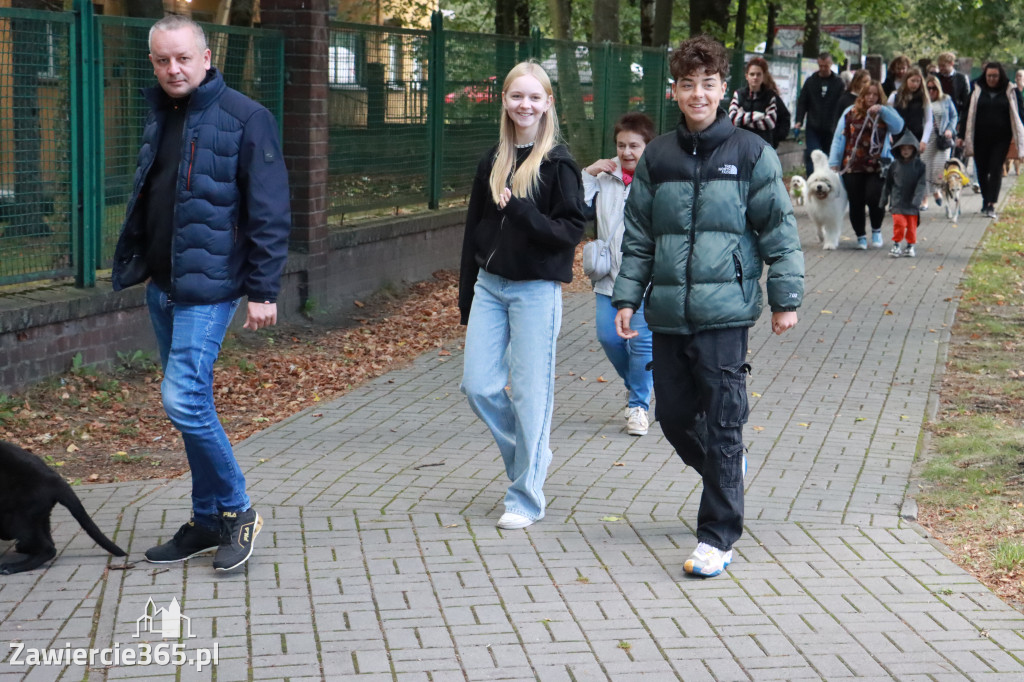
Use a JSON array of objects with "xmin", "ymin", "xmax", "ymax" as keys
[{"xmin": 718, "ymin": 164, "xmax": 738, "ymax": 175}]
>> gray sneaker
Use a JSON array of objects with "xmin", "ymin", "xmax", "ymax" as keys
[
  {"xmin": 905, "ymin": 244, "xmax": 916, "ymax": 258},
  {"xmin": 626, "ymin": 406, "xmax": 649, "ymax": 436}
]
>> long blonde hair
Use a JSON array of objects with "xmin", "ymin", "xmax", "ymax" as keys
[{"xmin": 489, "ymin": 61, "xmax": 560, "ymax": 205}]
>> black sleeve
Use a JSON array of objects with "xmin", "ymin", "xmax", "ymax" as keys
[
  {"xmin": 458, "ymin": 157, "xmax": 491, "ymax": 325},
  {"xmin": 501, "ymin": 160, "xmax": 585, "ymax": 249}
]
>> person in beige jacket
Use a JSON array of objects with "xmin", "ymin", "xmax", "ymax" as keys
[{"xmin": 961, "ymin": 61, "xmax": 1024, "ymax": 218}]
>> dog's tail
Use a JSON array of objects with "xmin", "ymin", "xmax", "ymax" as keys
[{"xmin": 57, "ymin": 485, "xmax": 128, "ymax": 557}]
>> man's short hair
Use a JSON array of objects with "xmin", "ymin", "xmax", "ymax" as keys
[
  {"xmin": 669, "ymin": 35, "xmax": 729, "ymax": 82},
  {"xmin": 149, "ymin": 14, "xmax": 208, "ymax": 53},
  {"xmin": 817, "ymin": 52, "xmax": 833, "ymax": 62},
  {"xmin": 937, "ymin": 51, "xmax": 955, "ymax": 66}
]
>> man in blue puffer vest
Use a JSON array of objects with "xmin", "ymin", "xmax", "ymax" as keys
[
  {"xmin": 613, "ymin": 35, "xmax": 803, "ymax": 578},
  {"xmin": 112, "ymin": 15, "xmax": 290, "ymax": 572}
]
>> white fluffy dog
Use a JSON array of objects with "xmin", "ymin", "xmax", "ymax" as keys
[
  {"xmin": 788, "ymin": 175, "xmax": 806, "ymax": 206},
  {"xmin": 805, "ymin": 149, "xmax": 847, "ymax": 250}
]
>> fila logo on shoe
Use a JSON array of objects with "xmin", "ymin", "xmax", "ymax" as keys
[{"xmin": 718, "ymin": 164, "xmax": 738, "ymax": 175}]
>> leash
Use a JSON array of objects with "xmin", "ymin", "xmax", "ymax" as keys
[{"xmin": 839, "ymin": 111, "xmax": 883, "ymax": 176}]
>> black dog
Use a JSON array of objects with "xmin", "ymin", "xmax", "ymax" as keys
[{"xmin": 0, "ymin": 440, "xmax": 127, "ymax": 574}]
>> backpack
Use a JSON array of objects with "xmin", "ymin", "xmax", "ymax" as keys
[{"xmin": 772, "ymin": 95, "xmax": 792, "ymax": 148}]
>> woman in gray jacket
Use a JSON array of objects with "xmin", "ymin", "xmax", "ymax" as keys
[{"xmin": 582, "ymin": 112, "xmax": 656, "ymax": 436}]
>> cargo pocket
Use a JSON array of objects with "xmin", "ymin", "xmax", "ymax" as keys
[
  {"xmin": 720, "ymin": 441, "xmax": 745, "ymax": 488},
  {"xmin": 718, "ymin": 362, "xmax": 751, "ymax": 428}
]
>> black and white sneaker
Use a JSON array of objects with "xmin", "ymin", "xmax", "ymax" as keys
[
  {"xmin": 145, "ymin": 519, "xmax": 220, "ymax": 563},
  {"xmin": 213, "ymin": 508, "xmax": 263, "ymax": 572}
]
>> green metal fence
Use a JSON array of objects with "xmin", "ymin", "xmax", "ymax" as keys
[
  {"xmin": 0, "ymin": 9, "xmax": 76, "ymax": 285},
  {"xmin": 327, "ymin": 20, "xmax": 679, "ymax": 226},
  {"xmin": 0, "ymin": 4, "xmax": 284, "ymax": 287}
]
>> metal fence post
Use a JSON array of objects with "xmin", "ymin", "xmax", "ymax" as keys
[
  {"xmin": 73, "ymin": 0, "xmax": 97, "ymax": 287},
  {"xmin": 427, "ymin": 11, "xmax": 445, "ymax": 209},
  {"xmin": 530, "ymin": 26, "xmax": 541, "ymax": 61}
]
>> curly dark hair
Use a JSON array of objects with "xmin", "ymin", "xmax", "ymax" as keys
[
  {"xmin": 613, "ymin": 111, "xmax": 656, "ymax": 144},
  {"xmin": 669, "ymin": 35, "xmax": 729, "ymax": 82}
]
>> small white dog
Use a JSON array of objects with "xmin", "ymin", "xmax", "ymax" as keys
[
  {"xmin": 788, "ymin": 175, "xmax": 806, "ymax": 206},
  {"xmin": 805, "ymin": 149, "xmax": 847, "ymax": 250}
]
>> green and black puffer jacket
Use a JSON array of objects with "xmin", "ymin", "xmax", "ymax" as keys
[{"xmin": 612, "ymin": 110, "xmax": 804, "ymax": 335}]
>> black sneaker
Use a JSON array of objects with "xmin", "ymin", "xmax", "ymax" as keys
[
  {"xmin": 213, "ymin": 508, "xmax": 263, "ymax": 572},
  {"xmin": 145, "ymin": 520, "xmax": 220, "ymax": 563}
]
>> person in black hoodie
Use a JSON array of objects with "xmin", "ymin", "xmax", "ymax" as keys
[
  {"xmin": 880, "ymin": 129, "xmax": 927, "ymax": 258},
  {"xmin": 887, "ymin": 67, "xmax": 931, "ymax": 151},
  {"xmin": 794, "ymin": 53, "xmax": 845, "ymax": 176},
  {"xmin": 458, "ymin": 61, "xmax": 585, "ymax": 531}
]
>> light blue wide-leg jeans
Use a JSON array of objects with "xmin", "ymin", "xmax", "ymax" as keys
[
  {"xmin": 461, "ymin": 271, "xmax": 562, "ymax": 521},
  {"xmin": 146, "ymin": 283, "xmax": 247, "ymax": 530}
]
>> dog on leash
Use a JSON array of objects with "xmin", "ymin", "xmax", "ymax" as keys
[
  {"xmin": 805, "ymin": 149, "xmax": 848, "ymax": 250},
  {"xmin": 0, "ymin": 440, "xmax": 127, "ymax": 574},
  {"xmin": 942, "ymin": 158, "xmax": 970, "ymax": 222},
  {"xmin": 788, "ymin": 175, "xmax": 806, "ymax": 206}
]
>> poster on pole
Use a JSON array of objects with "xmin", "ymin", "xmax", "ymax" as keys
[{"xmin": 773, "ymin": 24, "xmax": 864, "ymax": 68}]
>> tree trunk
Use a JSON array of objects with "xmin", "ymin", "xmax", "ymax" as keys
[
  {"xmin": 547, "ymin": 0, "xmax": 591, "ymax": 155},
  {"xmin": 593, "ymin": 0, "xmax": 619, "ymax": 43},
  {"xmin": 639, "ymin": 0, "xmax": 654, "ymax": 45},
  {"xmin": 224, "ymin": 0, "xmax": 257, "ymax": 91},
  {"xmin": 734, "ymin": 0, "xmax": 748, "ymax": 51},
  {"xmin": 803, "ymin": 0, "xmax": 820, "ymax": 58},
  {"xmin": 689, "ymin": 0, "xmax": 730, "ymax": 37},
  {"xmin": 651, "ymin": 0, "xmax": 673, "ymax": 47},
  {"xmin": 765, "ymin": 2, "xmax": 778, "ymax": 54},
  {"xmin": 515, "ymin": 0, "xmax": 530, "ymax": 37},
  {"xmin": 125, "ymin": 0, "xmax": 164, "ymax": 17},
  {"xmin": 495, "ymin": 0, "xmax": 515, "ymax": 35}
]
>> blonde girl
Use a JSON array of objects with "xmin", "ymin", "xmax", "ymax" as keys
[{"xmin": 457, "ymin": 61, "xmax": 586, "ymax": 530}]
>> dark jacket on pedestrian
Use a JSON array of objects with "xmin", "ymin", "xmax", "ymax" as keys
[
  {"xmin": 112, "ymin": 68, "xmax": 291, "ymax": 305},
  {"xmin": 880, "ymin": 130, "xmax": 927, "ymax": 217},
  {"xmin": 796, "ymin": 71, "xmax": 845, "ymax": 135},
  {"xmin": 458, "ymin": 143, "xmax": 585, "ymax": 324},
  {"xmin": 938, "ymin": 70, "xmax": 971, "ymax": 137},
  {"xmin": 612, "ymin": 110, "xmax": 804, "ymax": 335}
]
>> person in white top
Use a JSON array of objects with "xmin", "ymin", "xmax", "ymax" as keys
[{"xmin": 582, "ymin": 112, "xmax": 656, "ymax": 436}]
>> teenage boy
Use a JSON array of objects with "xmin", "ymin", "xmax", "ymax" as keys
[{"xmin": 613, "ymin": 35, "xmax": 804, "ymax": 578}]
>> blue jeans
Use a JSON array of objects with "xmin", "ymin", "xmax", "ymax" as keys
[
  {"xmin": 652, "ymin": 328, "xmax": 749, "ymax": 552},
  {"xmin": 146, "ymin": 283, "xmax": 247, "ymax": 529},
  {"xmin": 461, "ymin": 271, "xmax": 561, "ymax": 521},
  {"xmin": 595, "ymin": 294, "xmax": 653, "ymax": 411}
]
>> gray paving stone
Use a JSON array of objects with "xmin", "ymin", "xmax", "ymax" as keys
[{"xmin": 5, "ymin": 189, "xmax": 1024, "ymax": 680}]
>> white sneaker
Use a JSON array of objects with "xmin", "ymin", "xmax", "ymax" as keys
[
  {"xmin": 905, "ymin": 244, "xmax": 916, "ymax": 258},
  {"xmin": 497, "ymin": 512, "xmax": 535, "ymax": 530},
  {"xmin": 683, "ymin": 542, "xmax": 733, "ymax": 577},
  {"xmin": 626, "ymin": 406, "xmax": 649, "ymax": 436}
]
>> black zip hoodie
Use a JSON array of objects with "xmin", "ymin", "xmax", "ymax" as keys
[{"xmin": 458, "ymin": 143, "xmax": 585, "ymax": 324}]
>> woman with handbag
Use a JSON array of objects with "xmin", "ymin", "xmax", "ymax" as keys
[
  {"xmin": 920, "ymin": 74, "xmax": 958, "ymax": 210},
  {"xmin": 962, "ymin": 61, "xmax": 1024, "ymax": 218},
  {"xmin": 458, "ymin": 61, "xmax": 586, "ymax": 530},
  {"xmin": 829, "ymin": 80, "xmax": 906, "ymax": 248},
  {"xmin": 582, "ymin": 112, "xmax": 656, "ymax": 436}
]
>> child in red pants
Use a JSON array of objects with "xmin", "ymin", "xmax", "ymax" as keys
[{"xmin": 880, "ymin": 129, "xmax": 927, "ymax": 258}]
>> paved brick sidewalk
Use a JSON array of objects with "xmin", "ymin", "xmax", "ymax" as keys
[{"xmin": 3, "ymin": 187, "xmax": 1024, "ymax": 681}]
